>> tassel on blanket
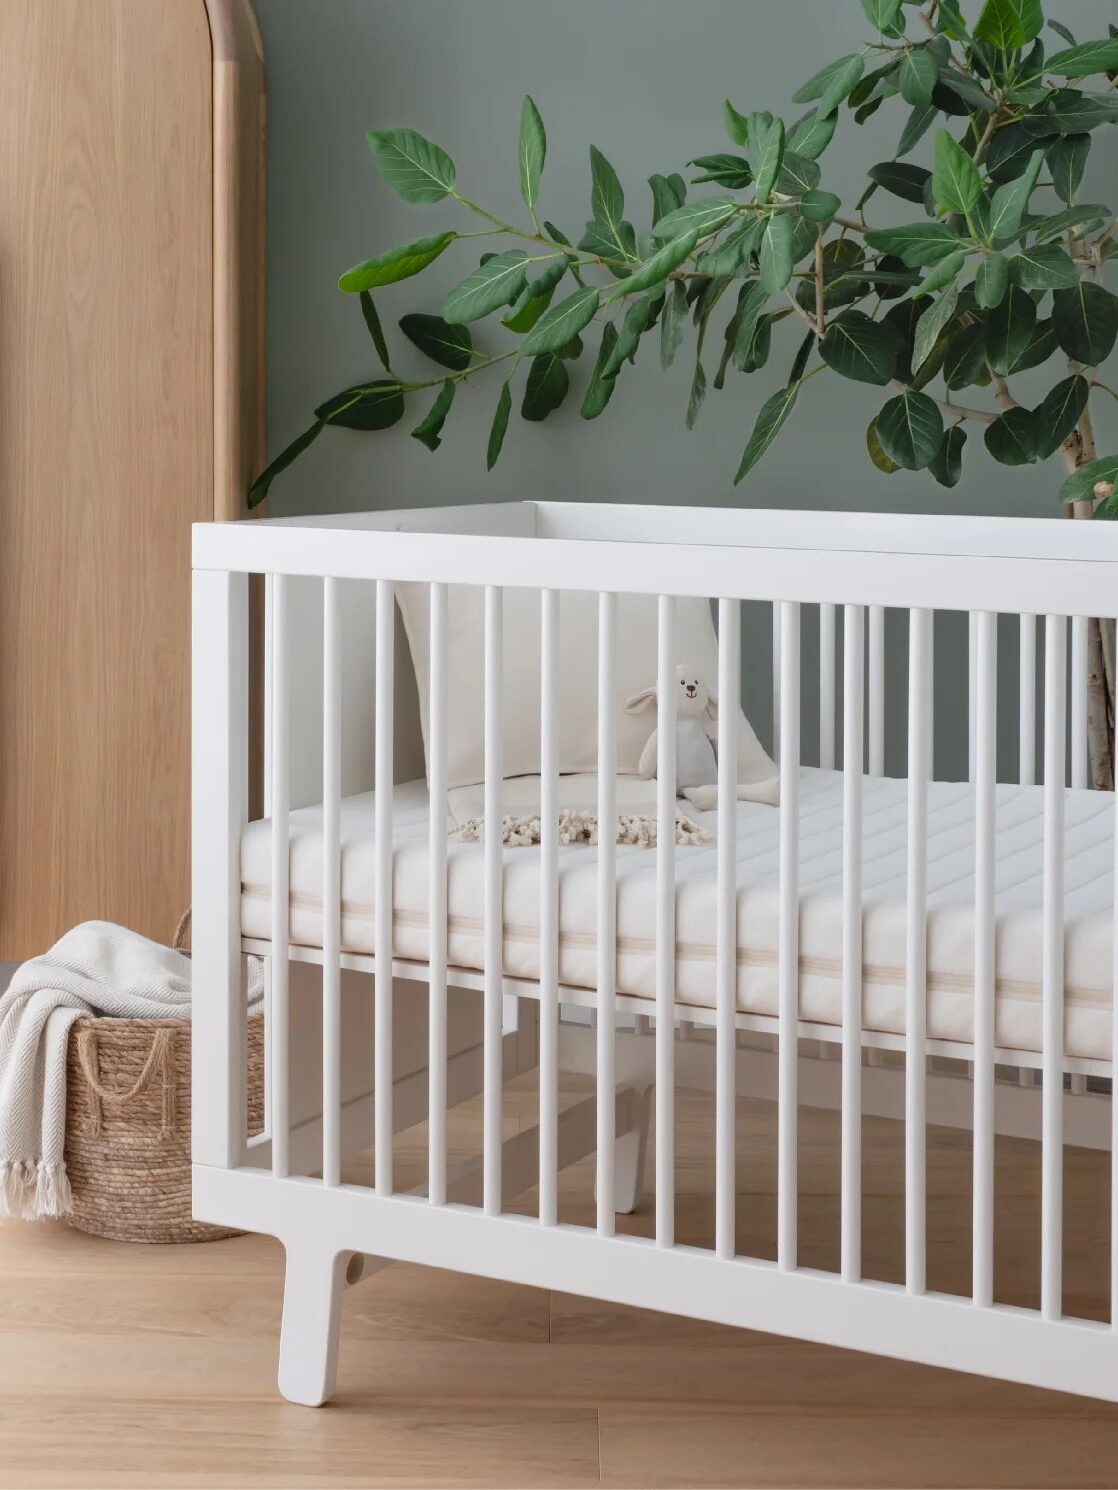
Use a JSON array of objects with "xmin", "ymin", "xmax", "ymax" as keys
[
  {"xmin": 0, "ymin": 1159, "xmax": 72, "ymax": 1221},
  {"xmin": 449, "ymin": 809, "xmax": 712, "ymax": 848}
]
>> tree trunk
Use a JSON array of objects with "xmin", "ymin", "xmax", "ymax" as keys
[{"xmin": 1070, "ymin": 506, "xmax": 1115, "ymax": 791}]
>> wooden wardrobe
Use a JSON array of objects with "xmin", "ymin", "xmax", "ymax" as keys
[{"xmin": 0, "ymin": 0, "xmax": 265, "ymax": 960}]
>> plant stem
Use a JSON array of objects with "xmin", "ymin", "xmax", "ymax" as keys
[
  {"xmin": 814, "ymin": 229, "xmax": 826, "ymax": 338},
  {"xmin": 784, "ymin": 288, "xmax": 820, "ymax": 336},
  {"xmin": 889, "ymin": 379, "xmax": 996, "ymax": 424},
  {"xmin": 986, "ymin": 363, "xmax": 1019, "ymax": 410}
]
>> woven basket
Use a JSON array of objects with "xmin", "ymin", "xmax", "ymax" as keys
[{"xmin": 63, "ymin": 911, "xmax": 264, "ymax": 1244}]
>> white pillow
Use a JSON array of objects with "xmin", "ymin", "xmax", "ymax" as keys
[{"xmin": 394, "ymin": 584, "xmax": 775, "ymax": 794}]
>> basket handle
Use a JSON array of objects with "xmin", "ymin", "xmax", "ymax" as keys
[
  {"xmin": 172, "ymin": 907, "xmax": 191, "ymax": 952},
  {"xmin": 76, "ymin": 1026, "xmax": 176, "ymax": 1138}
]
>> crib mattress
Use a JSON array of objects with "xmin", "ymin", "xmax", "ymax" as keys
[{"xmin": 240, "ymin": 770, "xmax": 1116, "ymax": 1062}]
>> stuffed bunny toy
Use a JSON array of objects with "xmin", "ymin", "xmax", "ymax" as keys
[{"xmin": 623, "ymin": 665, "xmax": 779, "ymax": 809}]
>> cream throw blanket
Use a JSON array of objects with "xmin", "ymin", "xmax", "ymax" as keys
[{"xmin": 0, "ymin": 921, "xmax": 261, "ymax": 1221}]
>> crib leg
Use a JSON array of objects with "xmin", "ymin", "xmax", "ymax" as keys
[
  {"xmin": 612, "ymin": 1085, "xmax": 652, "ymax": 1214},
  {"xmin": 277, "ymin": 1240, "xmax": 355, "ymax": 1407}
]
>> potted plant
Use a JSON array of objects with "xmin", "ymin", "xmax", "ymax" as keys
[{"xmin": 251, "ymin": 0, "xmax": 1118, "ymax": 781}]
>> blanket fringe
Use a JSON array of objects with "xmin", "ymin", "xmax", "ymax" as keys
[
  {"xmin": 0, "ymin": 1159, "xmax": 72, "ymax": 1220},
  {"xmin": 450, "ymin": 809, "xmax": 712, "ymax": 848}
]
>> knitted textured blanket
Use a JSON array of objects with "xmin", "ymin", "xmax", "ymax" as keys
[{"xmin": 0, "ymin": 921, "xmax": 261, "ymax": 1221}]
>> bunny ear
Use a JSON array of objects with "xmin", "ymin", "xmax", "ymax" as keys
[{"xmin": 624, "ymin": 686, "xmax": 658, "ymax": 715}]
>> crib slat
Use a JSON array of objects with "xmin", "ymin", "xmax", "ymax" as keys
[
  {"xmin": 772, "ymin": 603, "xmax": 781, "ymax": 764},
  {"xmin": 539, "ymin": 588, "xmax": 560, "ymax": 1228},
  {"xmin": 1020, "ymin": 614, "xmax": 1036, "ymax": 786},
  {"xmin": 973, "ymin": 610, "xmax": 997, "ymax": 1308},
  {"xmin": 968, "ymin": 611, "xmax": 978, "ymax": 783},
  {"xmin": 484, "ymin": 586, "xmax": 504, "ymax": 1217},
  {"xmin": 841, "ymin": 604, "xmax": 864, "ymax": 1283},
  {"xmin": 428, "ymin": 582, "xmax": 449, "ymax": 1207},
  {"xmin": 819, "ymin": 603, "xmax": 836, "ymax": 771},
  {"xmin": 1042, "ymin": 613, "xmax": 1066, "ymax": 1322},
  {"xmin": 597, "ymin": 592, "xmax": 618, "ymax": 1238},
  {"xmin": 868, "ymin": 605, "xmax": 885, "ymax": 776},
  {"xmin": 656, "ymin": 593, "xmax": 676, "ymax": 1249},
  {"xmin": 716, "ymin": 597, "xmax": 740, "ymax": 1260},
  {"xmin": 1071, "ymin": 614, "xmax": 1088, "ymax": 791},
  {"xmin": 1113, "ymin": 712, "xmax": 1118, "ymax": 1329},
  {"xmin": 906, "ymin": 607, "xmax": 932, "ymax": 1296},
  {"xmin": 321, "ymin": 578, "xmax": 342, "ymax": 1189},
  {"xmin": 778, "ymin": 600, "xmax": 800, "ymax": 1271},
  {"xmin": 270, "ymin": 573, "xmax": 291, "ymax": 1180},
  {"xmin": 374, "ymin": 580, "xmax": 395, "ymax": 1196}
]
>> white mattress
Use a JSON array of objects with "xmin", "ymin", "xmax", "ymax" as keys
[{"xmin": 241, "ymin": 770, "xmax": 1116, "ymax": 1062}]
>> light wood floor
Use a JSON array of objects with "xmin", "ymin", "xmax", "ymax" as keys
[{"xmin": 4, "ymin": 1072, "xmax": 1118, "ymax": 1489}]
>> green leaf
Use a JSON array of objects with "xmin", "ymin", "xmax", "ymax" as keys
[
  {"xmin": 789, "ymin": 327, "xmax": 815, "ymax": 384},
  {"xmin": 519, "ymin": 96, "xmax": 546, "ymax": 219},
  {"xmin": 985, "ymin": 406, "xmax": 1039, "ymax": 464},
  {"xmin": 913, "ymin": 282, "xmax": 960, "ymax": 372},
  {"xmin": 793, "ymin": 54, "xmax": 862, "ymax": 104},
  {"xmin": 1034, "ymin": 374, "xmax": 1089, "ymax": 459},
  {"xmin": 441, "ymin": 251, "xmax": 529, "ymax": 323},
  {"xmin": 366, "ymin": 128, "xmax": 456, "ymax": 204},
  {"xmin": 788, "ymin": 109, "xmax": 838, "ymax": 161},
  {"xmin": 521, "ymin": 352, "xmax": 569, "ymax": 421},
  {"xmin": 660, "ymin": 280, "xmax": 688, "ymax": 370},
  {"xmin": 916, "ymin": 250, "xmax": 966, "ymax": 297},
  {"xmin": 399, "ymin": 313, "xmax": 473, "ymax": 371},
  {"xmin": 867, "ymin": 418, "xmax": 901, "ymax": 473},
  {"xmin": 875, "ymin": 390, "xmax": 944, "ymax": 469},
  {"xmin": 1047, "ymin": 134, "xmax": 1091, "ymax": 204},
  {"xmin": 686, "ymin": 360, "xmax": 707, "ymax": 430},
  {"xmin": 520, "ymin": 286, "xmax": 600, "ymax": 357},
  {"xmin": 1042, "ymin": 89, "xmax": 1118, "ymax": 133},
  {"xmin": 899, "ymin": 48, "xmax": 939, "ymax": 107},
  {"xmin": 724, "ymin": 99, "xmax": 750, "ymax": 147},
  {"xmin": 581, "ymin": 323, "xmax": 620, "ymax": 421},
  {"xmin": 986, "ymin": 122, "xmax": 1039, "ymax": 182},
  {"xmin": 486, "ymin": 381, "xmax": 512, "ymax": 470},
  {"xmin": 748, "ymin": 113, "xmax": 786, "ymax": 202},
  {"xmin": 973, "ymin": 0, "xmax": 1043, "ymax": 49},
  {"xmin": 1045, "ymin": 39, "xmax": 1118, "ymax": 76},
  {"xmin": 338, "ymin": 231, "xmax": 456, "ymax": 292},
  {"xmin": 652, "ymin": 197, "xmax": 738, "ymax": 241},
  {"xmin": 730, "ymin": 283, "xmax": 770, "ymax": 371},
  {"xmin": 987, "ymin": 281, "xmax": 1037, "ymax": 373},
  {"xmin": 800, "ymin": 190, "xmax": 841, "ymax": 224},
  {"xmin": 935, "ymin": 68, "xmax": 996, "ymax": 113},
  {"xmin": 1052, "ymin": 281, "xmax": 1118, "ymax": 363},
  {"xmin": 985, "ymin": 150, "xmax": 1044, "ymax": 239},
  {"xmin": 819, "ymin": 310, "xmax": 901, "ymax": 385},
  {"xmin": 759, "ymin": 213, "xmax": 795, "ymax": 293},
  {"xmin": 579, "ymin": 218, "xmax": 637, "ymax": 266},
  {"xmin": 696, "ymin": 218, "xmax": 762, "ymax": 276},
  {"xmin": 864, "ymin": 221, "xmax": 961, "ymax": 267},
  {"xmin": 649, "ymin": 173, "xmax": 686, "ymax": 225},
  {"xmin": 315, "ymin": 380, "xmax": 405, "ymax": 430},
  {"xmin": 359, "ymin": 291, "xmax": 392, "ymax": 373},
  {"xmin": 1061, "ymin": 454, "xmax": 1118, "ymax": 506},
  {"xmin": 775, "ymin": 150, "xmax": 821, "ymax": 196},
  {"xmin": 868, "ymin": 161, "xmax": 932, "ymax": 203},
  {"xmin": 1048, "ymin": 19, "xmax": 1078, "ymax": 46},
  {"xmin": 818, "ymin": 56, "xmax": 866, "ymax": 117},
  {"xmin": 1012, "ymin": 317, "xmax": 1058, "ymax": 372},
  {"xmin": 974, "ymin": 252, "xmax": 1009, "ymax": 309},
  {"xmin": 734, "ymin": 382, "xmax": 801, "ymax": 483},
  {"xmin": 929, "ymin": 424, "xmax": 967, "ymax": 486},
  {"xmin": 1012, "ymin": 243, "xmax": 1079, "ymax": 291},
  {"xmin": 589, "ymin": 146, "xmax": 625, "ymax": 235},
  {"xmin": 689, "ymin": 153, "xmax": 752, "ymax": 189},
  {"xmin": 502, "ymin": 287, "xmax": 554, "ymax": 334},
  {"xmin": 860, "ymin": 0, "xmax": 902, "ymax": 30},
  {"xmin": 604, "ymin": 295, "xmax": 655, "ymax": 376},
  {"xmin": 943, "ymin": 321, "xmax": 988, "ymax": 388},
  {"xmin": 933, "ymin": 129, "xmax": 983, "ymax": 214},
  {"xmin": 248, "ymin": 420, "xmax": 325, "ymax": 508},
  {"xmin": 612, "ymin": 230, "xmax": 700, "ymax": 297},
  {"xmin": 1031, "ymin": 203, "xmax": 1109, "ymax": 243},
  {"xmin": 897, "ymin": 101, "xmax": 938, "ymax": 156},
  {"xmin": 935, "ymin": 0, "xmax": 970, "ymax": 40},
  {"xmin": 410, "ymin": 379, "xmax": 455, "ymax": 452}
]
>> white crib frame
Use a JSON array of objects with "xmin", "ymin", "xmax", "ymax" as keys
[{"xmin": 192, "ymin": 500, "xmax": 1118, "ymax": 1407}]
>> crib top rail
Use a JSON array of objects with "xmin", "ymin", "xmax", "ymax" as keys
[{"xmin": 192, "ymin": 502, "xmax": 1118, "ymax": 617}]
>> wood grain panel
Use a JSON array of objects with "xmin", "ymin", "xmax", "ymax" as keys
[{"xmin": 0, "ymin": 1, "xmax": 265, "ymax": 958}]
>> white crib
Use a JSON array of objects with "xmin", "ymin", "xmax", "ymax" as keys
[{"xmin": 192, "ymin": 500, "xmax": 1118, "ymax": 1407}]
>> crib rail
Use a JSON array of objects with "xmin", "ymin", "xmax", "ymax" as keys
[{"xmin": 192, "ymin": 505, "xmax": 1118, "ymax": 1404}]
